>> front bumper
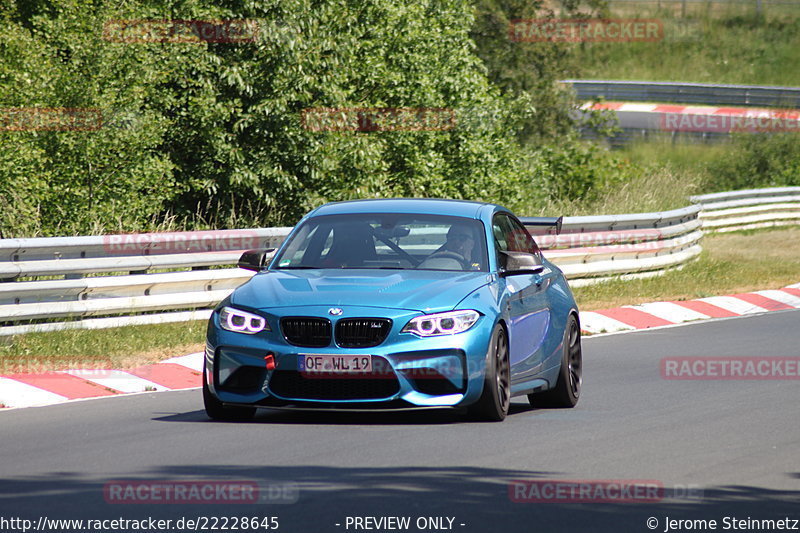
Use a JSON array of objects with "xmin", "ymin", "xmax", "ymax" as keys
[{"xmin": 205, "ymin": 305, "xmax": 493, "ymax": 409}]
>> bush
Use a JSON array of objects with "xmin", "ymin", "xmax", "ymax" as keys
[
  {"xmin": 532, "ymin": 137, "xmax": 635, "ymax": 203},
  {"xmin": 708, "ymin": 134, "xmax": 800, "ymax": 191}
]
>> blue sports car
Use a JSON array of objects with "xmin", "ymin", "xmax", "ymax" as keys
[{"xmin": 203, "ymin": 198, "xmax": 582, "ymax": 421}]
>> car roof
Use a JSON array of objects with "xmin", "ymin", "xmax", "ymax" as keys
[{"xmin": 310, "ymin": 198, "xmax": 502, "ymax": 219}]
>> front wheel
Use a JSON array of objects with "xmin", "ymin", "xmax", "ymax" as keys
[
  {"xmin": 469, "ymin": 324, "xmax": 510, "ymax": 421},
  {"xmin": 529, "ymin": 314, "xmax": 581, "ymax": 408},
  {"xmin": 203, "ymin": 365, "xmax": 256, "ymax": 421}
]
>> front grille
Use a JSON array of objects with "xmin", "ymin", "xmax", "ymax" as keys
[
  {"xmin": 281, "ymin": 317, "xmax": 332, "ymax": 347},
  {"xmin": 268, "ymin": 358, "xmax": 400, "ymax": 400},
  {"xmin": 335, "ymin": 318, "xmax": 392, "ymax": 348}
]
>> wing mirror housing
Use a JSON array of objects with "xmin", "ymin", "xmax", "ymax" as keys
[
  {"xmin": 498, "ymin": 251, "xmax": 544, "ymax": 277},
  {"xmin": 237, "ymin": 249, "xmax": 275, "ymax": 272}
]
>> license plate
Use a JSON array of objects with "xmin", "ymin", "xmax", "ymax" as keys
[{"xmin": 299, "ymin": 354, "xmax": 372, "ymax": 374}]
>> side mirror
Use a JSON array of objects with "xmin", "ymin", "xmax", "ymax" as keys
[
  {"xmin": 238, "ymin": 249, "xmax": 275, "ymax": 272},
  {"xmin": 499, "ymin": 251, "xmax": 544, "ymax": 277}
]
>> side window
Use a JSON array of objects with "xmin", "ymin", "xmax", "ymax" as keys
[
  {"xmin": 508, "ymin": 217, "xmax": 541, "ymax": 256},
  {"xmin": 493, "ymin": 214, "xmax": 540, "ymax": 267},
  {"xmin": 492, "ymin": 216, "xmax": 510, "ymax": 253}
]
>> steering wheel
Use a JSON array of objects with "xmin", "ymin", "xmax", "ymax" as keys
[{"xmin": 419, "ymin": 250, "xmax": 468, "ymax": 270}]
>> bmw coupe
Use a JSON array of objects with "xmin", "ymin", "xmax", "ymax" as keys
[{"xmin": 203, "ymin": 198, "xmax": 582, "ymax": 421}]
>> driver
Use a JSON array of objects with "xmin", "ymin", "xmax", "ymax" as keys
[{"xmin": 436, "ymin": 223, "xmax": 475, "ymax": 266}]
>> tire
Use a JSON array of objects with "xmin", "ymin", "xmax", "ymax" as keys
[
  {"xmin": 469, "ymin": 324, "xmax": 510, "ymax": 422},
  {"xmin": 529, "ymin": 314, "xmax": 581, "ymax": 408},
  {"xmin": 203, "ymin": 365, "xmax": 256, "ymax": 421}
]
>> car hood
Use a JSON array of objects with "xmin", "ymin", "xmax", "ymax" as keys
[{"xmin": 232, "ymin": 269, "xmax": 491, "ymax": 313}]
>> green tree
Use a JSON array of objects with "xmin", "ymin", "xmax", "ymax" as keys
[
  {"xmin": 469, "ymin": 0, "xmax": 607, "ymax": 145},
  {"xmin": 1, "ymin": 0, "xmax": 621, "ymax": 236},
  {"xmin": 0, "ymin": 0, "xmax": 194, "ymax": 236}
]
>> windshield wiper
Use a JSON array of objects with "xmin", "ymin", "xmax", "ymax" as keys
[{"xmin": 346, "ymin": 266, "xmax": 410, "ymax": 270}]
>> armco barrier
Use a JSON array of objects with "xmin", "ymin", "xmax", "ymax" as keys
[
  {"xmin": 522, "ymin": 204, "xmax": 702, "ymax": 287},
  {"xmin": 690, "ymin": 186, "xmax": 800, "ymax": 232},
  {"xmin": 0, "ymin": 188, "xmax": 796, "ymax": 335},
  {"xmin": 0, "ymin": 229, "xmax": 291, "ymax": 336},
  {"xmin": 564, "ymin": 80, "xmax": 800, "ymax": 108}
]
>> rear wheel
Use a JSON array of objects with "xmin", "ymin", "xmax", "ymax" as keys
[
  {"xmin": 469, "ymin": 324, "xmax": 510, "ymax": 421},
  {"xmin": 529, "ymin": 314, "xmax": 581, "ymax": 408},
  {"xmin": 203, "ymin": 365, "xmax": 256, "ymax": 421}
]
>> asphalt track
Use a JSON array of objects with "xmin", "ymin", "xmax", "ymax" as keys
[{"xmin": 1, "ymin": 310, "xmax": 798, "ymax": 533}]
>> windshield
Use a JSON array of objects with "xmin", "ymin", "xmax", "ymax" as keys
[{"xmin": 272, "ymin": 213, "xmax": 488, "ymax": 271}]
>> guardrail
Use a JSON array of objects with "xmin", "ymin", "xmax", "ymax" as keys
[
  {"xmin": 0, "ymin": 188, "xmax": 795, "ymax": 336},
  {"xmin": 523, "ymin": 204, "xmax": 702, "ymax": 287},
  {"xmin": 690, "ymin": 186, "xmax": 800, "ymax": 232},
  {"xmin": 564, "ymin": 80, "xmax": 800, "ymax": 108},
  {"xmin": 0, "ymin": 229, "xmax": 291, "ymax": 336}
]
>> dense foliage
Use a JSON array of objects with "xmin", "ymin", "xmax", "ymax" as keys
[
  {"xmin": 0, "ymin": 0, "xmax": 628, "ymax": 237},
  {"xmin": 709, "ymin": 133, "xmax": 800, "ymax": 191}
]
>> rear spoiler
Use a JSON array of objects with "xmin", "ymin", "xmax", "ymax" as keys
[{"xmin": 519, "ymin": 216, "xmax": 563, "ymax": 235}]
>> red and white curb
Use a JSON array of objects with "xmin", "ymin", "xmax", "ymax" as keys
[
  {"xmin": 1, "ymin": 283, "xmax": 798, "ymax": 410},
  {"xmin": 0, "ymin": 352, "xmax": 203, "ymax": 410},
  {"xmin": 584, "ymin": 101, "xmax": 800, "ymax": 133},
  {"xmin": 580, "ymin": 282, "xmax": 800, "ymax": 335}
]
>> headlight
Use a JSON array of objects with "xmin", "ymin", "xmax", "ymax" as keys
[
  {"xmin": 401, "ymin": 310, "xmax": 480, "ymax": 337},
  {"xmin": 219, "ymin": 306, "xmax": 270, "ymax": 334}
]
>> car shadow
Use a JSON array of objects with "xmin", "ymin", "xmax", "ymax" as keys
[{"xmin": 153, "ymin": 401, "xmax": 544, "ymax": 425}]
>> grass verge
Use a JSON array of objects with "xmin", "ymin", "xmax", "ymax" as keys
[
  {"xmin": 573, "ymin": 226, "xmax": 800, "ymax": 310},
  {"xmin": 0, "ymin": 321, "xmax": 206, "ymax": 375},
  {"xmin": 574, "ymin": 6, "xmax": 800, "ymax": 85},
  {"xmin": 534, "ymin": 165, "xmax": 705, "ymax": 216}
]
